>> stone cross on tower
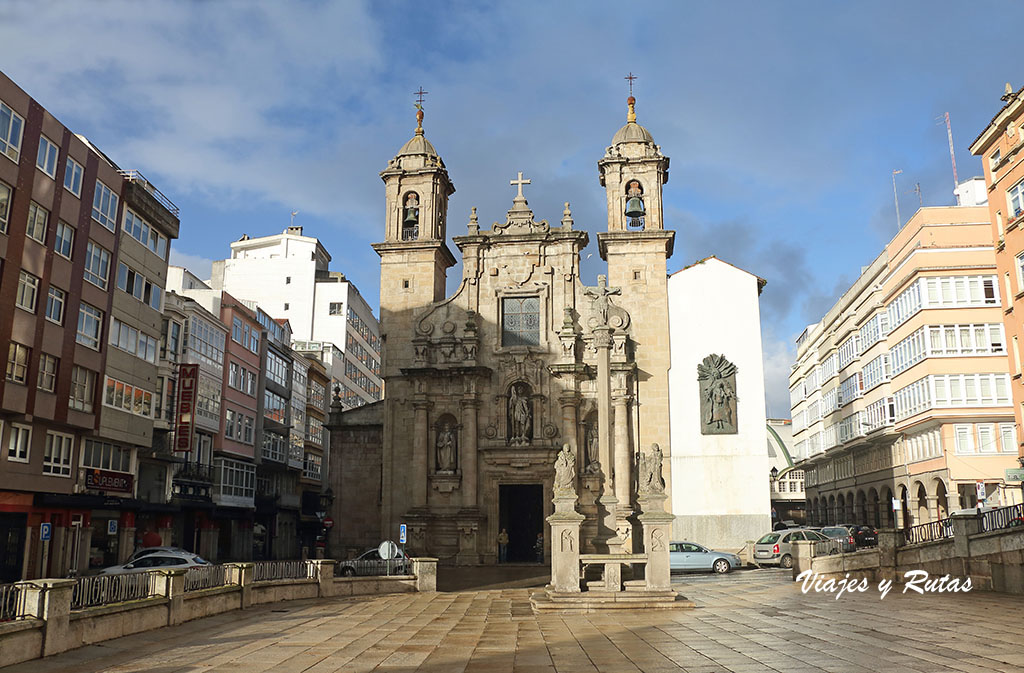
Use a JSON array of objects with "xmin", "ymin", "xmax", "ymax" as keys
[{"xmin": 510, "ymin": 171, "xmax": 531, "ymax": 199}]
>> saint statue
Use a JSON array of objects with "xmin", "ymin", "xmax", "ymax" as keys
[
  {"xmin": 436, "ymin": 422, "xmax": 456, "ymax": 472},
  {"xmin": 553, "ymin": 443, "xmax": 576, "ymax": 496},
  {"xmin": 508, "ymin": 384, "xmax": 532, "ymax": 444},
  {"xmin": 584, "ymin": 423, "xmax": 601, "ymax": 474},
  {"xmin": 638, "ymin": 443, "xmax": 665, "ymax": 495},
  {"xmin": 697, "ymin": 354, "xmax": 739, "ymax": 435}
]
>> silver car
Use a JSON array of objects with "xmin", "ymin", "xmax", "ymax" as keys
[
  {"xmin": 669, "ymin": 542, "xmax": 742, "ymax": 574},
  {"xmin": 753, "ymin": 529, "xmax": 833, "ymax": 568},
  {"xmin": 99, "ymin": 551, "xmax": 210, "ymax": 575}
]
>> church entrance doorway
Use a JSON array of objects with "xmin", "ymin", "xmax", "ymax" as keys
[{"xmin": 499, "ymin": 484, "xmax": 543, "ymax": 563}]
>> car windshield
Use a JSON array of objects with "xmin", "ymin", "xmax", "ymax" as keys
[
  {"xmin": 756, "ymin": 533, "xmax": 780, "ymax": 544},
  {"xmin": 822, "ymin": 528, "xmax": 846, "ymax": 537}
]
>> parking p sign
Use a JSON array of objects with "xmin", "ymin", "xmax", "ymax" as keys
[
  {"xmin": 40, "ymin": 523, "xmax": 51, "ymax": 541},
  {"xmin": 399, "ymin": 523, "xmax": 407, "ymax": 544}
]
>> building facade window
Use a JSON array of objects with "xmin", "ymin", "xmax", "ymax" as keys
[
  {"xmin": 38, "ymin": 353, "xmax": 58, "ymax": 392},
  {"xmin": 36, "ymin": 135, "xmax": 59, "ymax": 178},
  {"xmin": 45, "ymin": 286, "xmax": 66, "ymax": 324},
  {"xmin": 266, "ymin": 350, "xmax": 290, "ymax": 387},
  {"xmin": 82, "ymin": 439, "xmax": 131, "ymax": 472},
  {"xmin": 302, "ymin": 452, "xmax": 322, "ymax": 480},
  {"xmin": 92, "ymin": 180, "xmax": 118, "ymax": 231},
  {"xmin": 501, "ymin": 297, "xmax": 540, "ymax": 347},
  {"xmin": 103, "ymin": 376, "xmax": 154, "ymax": 418},
  {"xmin": 329, "ymin": 302, "xmax": 344, "ymax": 315},
  {"xmin": 109, "ymin": 317, "xmax": 158, "ymax": 363},
  {"xmin": 216, "ymin": 458, "xmax": 255, "ymax": 499},
  {"xmin": 43, "ymin": 432, "xmax": 73, "ymax": 477},
  {"xmin": 0, "ymin": 180, "xmax": 10, "ymax": 233},
  {"xmin": 263, "ymin": 389, "xmax": 288, "ymax": 424},
  {"xmin": 0, "ymin": 100, "xmax": 24, "ymax": 162},
  {"xmin": 70, "ymin": 366, "xmax": 96, "ymax": 412},
  {"xmin": 1009, "ymin": 178, "xmax": 1024, "ymax": 219},
  {"xmin": 196, "ymin": 375, "xmax": 222, "ymax": 422},
  {"xmin": 76, "ymin": 303, "xmax": 103, "ymax": 350},
  {"xmin": 16, "ymin": 271, "xmax": 39, "ymax": 312},
  {"xmin": 862, "ymin": 353, "xmax": 890, "ymax": 391},
  {"xmin": 6, "ymin": 342, "xmax": 30, "ymax": 384},
  {"xmin": 54, "ymin": 221, "xmax": 75, "ymax": 258},
  {"xmin": 64, "ymin": 157, "xmax": 83, "ymax": 197},
  {"xmin": 837, "ymin": 335, "xmax": 860, "ymax": 369},
  {"xmin": 83, "ymin": 241, "xmax": 111, "ymax": 289},
  {"xmin": 123, "ymin": 208, "xmax": 167, "ymax": 258},
  {"xmin": 894, "ymin": 373, "xmax": 1011, "ymax": 420},
  {"xmin": 7, "ymin": 424, "xmax": 30, "ymax": 462},
  {"xmin": 188, "ymin": 316, "xmax": 225, "ymax": 367},
  {"xmin": 116, "ymin": 262, "xmax": 162, "ymax": 310}
]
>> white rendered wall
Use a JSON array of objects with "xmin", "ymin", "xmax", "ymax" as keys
[{"xmin": 667, "ymin": 258, "xmax": 771, "ymax": 550}]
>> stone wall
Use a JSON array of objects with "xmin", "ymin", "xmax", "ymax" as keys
[
  {"xmin": 799, "ymin": 516, "xmax": 1024, "ymax": 594},
  {"xmin": 2, "ymin": 558, "xmax": 435, "ymax": 667},
  {"xmin": 328, "ymin": 401, "xmax": 384, "ymax": 559}
]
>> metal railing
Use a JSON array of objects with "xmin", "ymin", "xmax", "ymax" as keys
[
  {"xmin": 904, "ymin": 518, "xmax": 953, "ymax": 545},
  {"xmin": 0, "ymin": 583, "xmax": 26, "ymax": 621},
  {"xmin": 252, "ymin": 560, "xmax": 316, "ymax": 582},
  {"xmin": 981, "ymin": 503, "xmax": 1024, "ymax": 533},
  {"xmin": 184, "ymin": 565, "xmax": 229, "ymax": 592},
  {"xmin": 118, "ymin": 169, "xmax": 180, "ymax": 217},
  {"xmin": 813, "ymin": 539, "xmax": 840, "ymax": 556},
  {"xmin": 334, "ymin": 558, "xmax": 410, "ymax": 578},
  {"xmin": 71, "ymin": 573, "xmax": 157, "ymax": 610}
]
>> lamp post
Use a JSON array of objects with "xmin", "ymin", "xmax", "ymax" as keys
[
  {"xmin": 318, "ymin": 488, "xmax": 335, "ymax": 559},
  {"xmin": 769, "ymin": 466, "xmax": 779, "ymax": 525}
]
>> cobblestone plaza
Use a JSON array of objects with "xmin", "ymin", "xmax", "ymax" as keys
[{"xmin": 4, "ymin": 570, "xmax": 1023, "ymax": 673}]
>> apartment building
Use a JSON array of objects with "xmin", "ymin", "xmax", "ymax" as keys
[
  {"xmin": 767, "ymin": 419, "xmax": 806, "ymax": 525},
  {"xmin": 209, "ymin": 226, "xmax": 382, "ymax": 409},
  {"xmin": 299, "ymin": 357, "xmax": 328, "ymax": 555},
  {"xmin": 791, "ymin": 199, "xmax": 1021, "ymax": 531},
  {"xmin": 970, "ymin": 83, "xmax": 1024, "ymax": 467},
  {"xmin": 0, "ymin": 71, "xmax": 178, "ymax": 581}
]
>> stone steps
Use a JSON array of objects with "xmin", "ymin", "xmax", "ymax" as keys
[{"xmin": 529, "ymin": 589, "xmax": 695, "ymax": 613}]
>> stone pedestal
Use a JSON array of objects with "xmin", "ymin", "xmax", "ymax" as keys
[
  {"xmin": 637, "ymin": 493, "xmax": 674, "ymax": 592},
  {"xmin": 456, "ymin": 513, "xmax": 483, "ymax": 565},
  {"xmin": 547, "ymin": 495, "xmax": 585, "ymax": 593}
]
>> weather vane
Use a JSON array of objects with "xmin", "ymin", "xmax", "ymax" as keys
[{"xmin": 625, "ymin": 72, "xmax": 637, "ymax": 97}]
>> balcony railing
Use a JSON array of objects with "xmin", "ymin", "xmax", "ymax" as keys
[
  {"xmin": 981, "ymin": 503, "xmax": 1024, "ymax": 533},
  {"xmin": 184, "ymin": 565, "xmax": 229, "ymax": 592},
  {"xmin": 118, "ymin": 169, "xmax": 180, "ymax": 217},
  {"xmin": 174, "ymin": 463, "xmax": 215, "ymax": 483},
  {"xmin": 252, "ymin": 560, "xmax": 316, "ymax": 582},
  {"xmin": 904, "ymin": 518, "xmax": 953, "ymax": 545}
]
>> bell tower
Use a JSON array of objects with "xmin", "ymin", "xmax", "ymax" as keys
[
  {"xmin": 374, "ymin": 96, "xmax": 457, "ymax": 372},
  {"xmin": 596, "ymin": 85, "xmax": 676, "ymax": 506}
]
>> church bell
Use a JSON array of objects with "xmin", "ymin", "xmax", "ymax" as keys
[
  {"xmin": 403, "ymin": 207, "xmax": 419, "ymax": 225},
  {"xmin": 624, "ymin": 196, "xmax": 645, "ymax": 219}
]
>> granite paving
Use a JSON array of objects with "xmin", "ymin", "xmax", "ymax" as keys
[{"xmin": 4, "ymin": 568, "xmax": 1023, "ymax": 673}]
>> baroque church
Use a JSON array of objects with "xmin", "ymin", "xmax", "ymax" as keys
[{"xmin": 329, "ymin": 94, "xmax": 768, "ymax": 564}]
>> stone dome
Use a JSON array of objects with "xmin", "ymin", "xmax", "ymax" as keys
[
  {"xmin": 611, "ymin": 121, "xmax": 655, "ymax": 147},
  {"xmin": 395, "ymin": 133, "xmax": 439, "ymax": 158}
]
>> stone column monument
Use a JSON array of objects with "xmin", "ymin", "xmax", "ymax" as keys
[
  {"xmin": 637, "ymin": 443, "xmax": 674, "ymax": 591},
  {"xmin": 547, "ymin": 444, "xmax": 584, "ymax": 593}
]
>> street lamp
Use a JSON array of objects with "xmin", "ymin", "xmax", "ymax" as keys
[{"xmin": 318, "ymin": 488, "xmax": 335, "ymax": 559}]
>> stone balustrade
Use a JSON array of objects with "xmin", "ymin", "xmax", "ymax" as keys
[{"xmin": 0, "ymin": 557, "xmax": 436, "ymax": 667}]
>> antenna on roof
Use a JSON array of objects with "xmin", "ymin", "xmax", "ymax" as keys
[
  {"xmin": 892, "ymin": 169, "xmax": 903, "ymax": 230},
  {"xmin": 937, "ymin": 112, "xmax": 959, "ymax": 203},
  {"xmin": 912, "ymin": 182, "xmax": 922, "ymax": 207}
]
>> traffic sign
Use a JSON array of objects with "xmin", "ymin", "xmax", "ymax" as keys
[
  {"xmin": 976, "ymin": 481, "xmax": 987, "ymax": 503},
  {"xmin": 378, "ymin": 540, "xmax": 399, "ymax": 560},
  {"xmin": 891, "ymin": 497, "xmax": 900, "ymax": 511},
  {"xmin": 323, "ymin": 517, "xmax": 334, "ymax": 529},
  {"xmin": 399, "ymin": 523, "xmax": 407, "ymax": 544},
  {"xmin": 1006, "ymin": 468, "xmax": 1024, "ymax": 482},
  {"xmin": 40, "ymin": 523, "xmax": 51, "ymax": 541},
  {"xmin": 108, "ymin": 520, "xmax": 118, "ymax": 535}
]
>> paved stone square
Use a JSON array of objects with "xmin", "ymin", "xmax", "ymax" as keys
[{"xmin": 5, "ymin": 569, "xmax": 1024, "ymax": 673}]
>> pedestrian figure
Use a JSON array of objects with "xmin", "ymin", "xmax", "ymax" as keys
[
  {"xmin": 497, "ymin": 528, "xmax": 509, "ymax": 563},
  {"xmin": 534, "ymin": 533, "xmax": 544, "ymax": 562}
]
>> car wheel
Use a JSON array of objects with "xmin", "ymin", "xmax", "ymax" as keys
[
  {"xmin": 713, "ymin": 559, "xmax": 730, "ymax": 574},
  {"xmin": 780, "ymin": 554, "xmax": 793, "ymax": 569},
  {"xmin": 340, "ymin": 567, "xmax": 356, "ymax": 577}
]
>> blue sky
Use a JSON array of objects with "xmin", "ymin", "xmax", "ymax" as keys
[{"xmin": 1, "ymin": 0, "xmax": 1017, "ymax": 416}]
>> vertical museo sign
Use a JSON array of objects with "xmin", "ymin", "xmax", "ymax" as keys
[{"xmin": 176, "ymin": 364, "xmax": 200, "ymax": 453}]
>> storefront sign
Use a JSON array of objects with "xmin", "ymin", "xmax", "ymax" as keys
[
  {"xmin": 175, "ymin": 364, "xmax": 200, "ymax": 452},
  {"xmin": 85, "ymin": 469, "xmax": 134, "ymax": 493}
]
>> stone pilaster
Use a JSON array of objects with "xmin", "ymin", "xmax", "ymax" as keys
[
  {"xmin": 412, "ymin": 397, "xmax": 429, "ymax": 507},
  {"xmin": 593, "ymin": 326, "xmax": 620, "ymax": 552},
  {"xmin": 461, "ymin": 396, "xmax": 479, "ymax": 507},
  {"xmin": 547, "ymin": 495, "xmax": 585, "ymax": 593},
  {"xmin": 637, "ymin": 492, "xmax": 674, "ymax": 591}
]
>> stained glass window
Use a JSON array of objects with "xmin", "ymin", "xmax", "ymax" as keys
[{"xmin": 502, "ymin": 297, "xmax": 539, "ymax": 347}]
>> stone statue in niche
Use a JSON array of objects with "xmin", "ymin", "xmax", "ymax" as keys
[
  {"xmin": 697, "ymin": 354, "xmax": 738, "ymax": 435},
  {"xmin": 553, "ymin": 443, "xmax": 576, "ymax": 496},
  {"xmin": 584, "ymin": 422, "xmax": 601, "ymax": 474},
  {"xmin": 435, "ymin": 421, "xmax": 457, "ymax": 472},
  {"xmin": 507, "ymin": 383, "xmax": 533, "ymax": 445},
  {"xmin": 638, "ymin": 443, "xmax": 665, "ymax": 495}
]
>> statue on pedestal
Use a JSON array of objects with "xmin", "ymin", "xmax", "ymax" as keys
[
  {"xmin": 638, "ymin": 443, "xmax": 665, "ymax": 495},
  {"xmin": 553, "ymin": 443, "xmax": 576, "ymax": 496}
]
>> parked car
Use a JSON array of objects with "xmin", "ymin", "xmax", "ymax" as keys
[
  {"xmin": 753, "ymin": 529, "xmax": 834, "ymax": 568},
  {"xmin": 820, "ymin": 526, "xmax": 857, "ymax": 553},
  {"xmin": 336, "ymin": 547, "xmax": 411, "ymax": 577},
  {"xmin": 126, "ymin": 546, "xmax": 190, "ymax": 563},
  {"xmin": 668, "ymin": 542, "xmax": 743, "ymax": 574},
  {"xmin": 99, "ymin": 551, "xmax": 209, "ymax": 575},
  {"xmin": 849, "ymin": 525, "xmax": 878, "ymax": 547},
  {"xmin": 772, "ymin": 520, "xmax": 800, "ymax": 531}
]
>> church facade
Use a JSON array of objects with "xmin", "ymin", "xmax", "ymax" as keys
[{"xmin": 332, "ymin": 97, "xmax": 692, "ymax": 564}]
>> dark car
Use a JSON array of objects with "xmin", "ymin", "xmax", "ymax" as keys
[
  {"xmin": 336, "ymin": 548, "xmax": 411, "ymax": 577},
  {"xmin": 849, "ymin": 525, "xmax": 878, "ymax": 547},
  {"xmin": 820, "ymin": 526, "xmax": 857, "ymax": 553}
]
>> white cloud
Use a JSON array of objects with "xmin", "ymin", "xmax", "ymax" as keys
[
  {"xmin": 762, "ymin": 326, "xmax": 796, "ymax": 419},
  {"xmin": 168, "ymin": 249, "xmax": 214, "ymax": 281}
]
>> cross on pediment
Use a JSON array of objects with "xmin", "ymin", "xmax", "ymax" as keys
[{"xmin": 510, "ymin": 171, "xmax": 531, "ymax": 199}]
